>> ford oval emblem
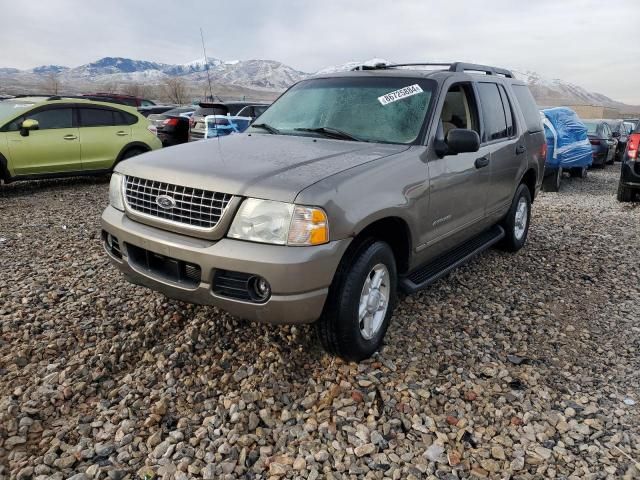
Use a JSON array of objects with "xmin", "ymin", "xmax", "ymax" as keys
[{"xmin": 156, "ymin": 194, "xmax": 176, "ymax": 209}]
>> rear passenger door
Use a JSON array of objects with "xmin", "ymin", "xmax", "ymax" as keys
[
  {"xmin": 77, "ymin": 107, "xmax": 132, "ymax": 171},
  {"xmin": 476, "ymin": 82, "xmax": 521, "ymax": 216}
]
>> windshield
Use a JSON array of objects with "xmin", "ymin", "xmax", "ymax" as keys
[
  {"xmin": 251, "ymin": 77, "xmax": 435, "ymax": 144},
  {"xmin": 0, "ymin": 101, "xmax": 35, "ymax": 124},
  {"xmin": 583, "ymin": 121, "xmax": 598, "ymax": 134}
]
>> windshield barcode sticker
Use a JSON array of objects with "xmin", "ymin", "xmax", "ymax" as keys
[{"xmin": 378, "ymin": 84, "xmax": 423, "ymax": 105}]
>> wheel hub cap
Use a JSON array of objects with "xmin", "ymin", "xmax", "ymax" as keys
[
  {"xmin": 358, "ymin": 263, "xmax": 390, "ymax": 340},
  {"xmin": 514, "ymin": 197, "xmax": 528, "ymax": 240}
]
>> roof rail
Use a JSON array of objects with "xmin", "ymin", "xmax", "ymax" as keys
[{"xmin": 351, "ymin": 62, "xmax": 513, "ymax": 78}]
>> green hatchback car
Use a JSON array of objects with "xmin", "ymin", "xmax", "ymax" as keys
[{"xmin": 0, "ymin": 96, "xmax": 161, "ymax": 183}]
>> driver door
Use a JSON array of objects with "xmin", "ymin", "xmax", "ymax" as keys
[
  {"xmin": 424, "ymin": 82, "xmax": 491, "ymax": 256},
  {"xmin": 6, "ymin": 106, "xmax": 80, "ymax": 175}
]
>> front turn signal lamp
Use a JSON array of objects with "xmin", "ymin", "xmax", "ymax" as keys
[{"xmin": 288, "ymin": 206, "xmax": 329, "ymax": 246}]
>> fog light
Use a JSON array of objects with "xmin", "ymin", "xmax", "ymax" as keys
[
  {"xmin": 106, "ymin": 233, "xmax": 114, "ymax": 249},
  {"xmin": 248, "ymin": 276, "xmax": 271, "ymax": 302}
]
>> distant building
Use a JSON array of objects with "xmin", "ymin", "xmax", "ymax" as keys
[{"xmin": 570, "ymin": 104, "xmax": 620, "ymax": 119}]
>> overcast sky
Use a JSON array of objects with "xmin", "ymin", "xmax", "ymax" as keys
[{"xmin": 1, "ymin": 0, "xmax": 639, "ymax": 103}]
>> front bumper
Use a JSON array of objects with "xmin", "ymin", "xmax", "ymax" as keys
[{"xmin": 101, "ymin": 206, "xmax": 351, "ymax": 324}]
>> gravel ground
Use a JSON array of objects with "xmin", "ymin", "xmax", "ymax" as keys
[{"xmin": 1, "ymin": 166, "xmax": 639, "ymax": 480}]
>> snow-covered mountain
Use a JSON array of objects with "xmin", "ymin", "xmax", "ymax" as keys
[{"xmin": 0, "ymin": 56, "xmax": 308, "ymax": 91}]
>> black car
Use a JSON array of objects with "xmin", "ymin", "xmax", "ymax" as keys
[
  {"xmin": 617, "ymin": 124, "xmax": 640, "ymax": 202},
  {"xmin": 582, "ymin": 119, "xmax": 617, "ymax": 167},
  {"xmin": 605, "ymin": 120, "xmax": 631, "ymax": 162},
  {"xmin": 149, "ymin": 106, "xmax": 196, "ymax": 147},
  {"xmin": 188, "ymin": 101, "xmax": 270, "ymax": 141},
  {"xmin": 137, "ymin": 105, "xmax": 177, "ymax": 118}
]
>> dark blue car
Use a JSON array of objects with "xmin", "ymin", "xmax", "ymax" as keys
[{"xmin": 582, "ymin": 120, "xmax": 617, "ymax": 167}]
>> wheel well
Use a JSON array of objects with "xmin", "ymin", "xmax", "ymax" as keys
[
  {"xmin": 351, "ymin": 217, "xmax": 411, "ymax": 274},
  {"xmin": 115, "ymin": 142, "xmax": 151, "ymax": 165},
  {"xmin": 0, "ymin": 154, "xmax": 10, "ymax": 182},
  {"xmin": 521, "ymin": 168, "xmax": 537, "ymax": 202}
]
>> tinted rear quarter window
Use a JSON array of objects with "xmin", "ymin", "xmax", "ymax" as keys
[
  {"xmin": 114, "ymin": 110, "xmax": 138, "ymax": 126},
  {"xmin": 512, "ymin": 84, "xmax": 543, "ymax": 133}
]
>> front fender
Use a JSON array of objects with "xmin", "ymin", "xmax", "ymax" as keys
[{"xmin": 294, "ymin": 147, "xmax": 428, "ymax": 250}]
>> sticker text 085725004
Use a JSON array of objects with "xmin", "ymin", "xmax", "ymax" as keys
[{"xmin": 378, "ymin": 84, "xmax": 424, "ymax": 106}]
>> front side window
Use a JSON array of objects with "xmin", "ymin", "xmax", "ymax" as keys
[
  {"xmin": 477, "ymin": 83, "xmax": 508, "ymax": 142},
  {"xmin": 439, "ymin": 83, "xmax": 479, "ymax": 137},
  {"xmin": 7, "ymin": 108, "xmax": 73, "ymax": 131},
  {"xmin": 251, "ymin": 77, "xmax": 436, "ymax": 144}
]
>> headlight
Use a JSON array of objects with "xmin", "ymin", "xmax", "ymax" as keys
[
  {"xmin": 228, "ymin": 198, "xmax": 329, "ymax": 246},
  {"xmin": 109, "ymin": 173, "xmax": 125, "ymax": 211}
]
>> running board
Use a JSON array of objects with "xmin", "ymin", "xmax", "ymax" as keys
[{"xmin": 400, "ymin": 225, "xmax": 505, "ymax": 293}]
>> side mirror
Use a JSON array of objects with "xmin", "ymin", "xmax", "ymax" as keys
[
  {"xmin": 612, "ymin": 131, "xmax": 621, "ymax": 138},
  {"xmin": 446, "ymin": 128, "xmax": 481, "ymax": 155},
  {"xmin": 20, "ymin": 119, "xmax": 39, "ymax": 137}
]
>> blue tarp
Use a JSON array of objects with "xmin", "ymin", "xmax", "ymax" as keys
[
  {"xmin": 204, "ymin": 115, "xmax": 252, "ymax": 138},
  {"xmin": 541, "ymin": 107, "xmax": 592, "ymax": 169}
]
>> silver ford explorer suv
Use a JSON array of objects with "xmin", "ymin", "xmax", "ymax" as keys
[{"xmin": 102, "ymin": 62, "xmax": 546, "ymax": 361}]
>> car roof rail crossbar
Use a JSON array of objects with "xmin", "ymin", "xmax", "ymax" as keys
[{"xmin": 449, "ymin": 62, "xmax": 513, "ymax": 78}]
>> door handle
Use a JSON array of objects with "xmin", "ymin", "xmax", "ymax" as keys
[
  {"xmin": 63, "ymin": 135, "xmax": 78, "ymax": 140},
  {"xmin": 116, "ymin": 131, "xmax": 128, "ymax": 136},
  {"xmin": 515, "ymin": 145, "xmax": 526, "ymax": 155},
  {"xmin": 474, "ymin": 157, "xmax": 489, "ymax": 169}
]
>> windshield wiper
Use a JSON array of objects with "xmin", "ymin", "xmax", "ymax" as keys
[
  {"xmin": 294, "ymin": 126, "xmax": 364, "ymax": 142},
  {"xmin": 251, "ymin": 123, "xmax": 281, "ymax": 134}
]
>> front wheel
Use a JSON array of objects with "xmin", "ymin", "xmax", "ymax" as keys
[
  {"xmin": 499, "ymin": 183, "xmax": 532, "ymax": 252},
  {"xmin": 316, "ymin": 240, "xmax": 397, "ymax": 361}
]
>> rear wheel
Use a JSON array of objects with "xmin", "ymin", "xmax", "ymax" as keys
[
  {"xmin": 570, "ymin": 166, "xmax": 588, "ymax": 179},
  {"xmin": 542, "ymin": 167, "xmax": 562, "ymax": 192},
  {"xmin": 316, "ymin": 239, "xmax": 397, "ymax": 361},
  {"xmin": 617, "ymin": 183, "xmax": 635, "ymax": 202},
  {"xmin": 114, "ymin": 147, "xmax": 147, "ymax": 169},
  {"xmin": 499, "ymin": 183, "xmax": 532, "ymax": 252}
]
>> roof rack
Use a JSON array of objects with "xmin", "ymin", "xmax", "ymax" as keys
[{"xmin": 351, "ymin": 62, "xmax": 513, "ymax": 78}]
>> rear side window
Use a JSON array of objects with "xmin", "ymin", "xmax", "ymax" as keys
[
  {"xmin": 512, "ymin": 85, "xmax": 543, "ymax": 133},
  {"xmin": 477, "ymin": 83, "xmax": 508, "ymax": 142},
  {"xmin": 79, "ymin": 108, "xmax": 114, "ymax": 127},
  {"xmin": 498, "ymin": 85, "xmax": 515, "ymax": 137}
]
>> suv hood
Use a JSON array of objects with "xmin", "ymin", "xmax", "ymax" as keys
[{"xmin": 115, "ymin": 133, "xmax": 408, "ymax": 202}]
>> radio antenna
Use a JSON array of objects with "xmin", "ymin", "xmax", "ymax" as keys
[{"xmin": 200, "ymin": 27, "xmax": 214, "ymax": 102}]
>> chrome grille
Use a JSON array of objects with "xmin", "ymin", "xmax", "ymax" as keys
[{"xmin": 124, "ymin": 176, "xmax": 232, "ymax": 229}]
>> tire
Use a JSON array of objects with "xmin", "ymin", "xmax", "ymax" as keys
[
  {"xmin": 617, "ymin": 183, "xmax": 635, "ymax": 202},
  {"xmin": 316, "ymin": 239, "xmax": 397, "ymax": 361},
  {"xmin": 120, "ymin": 148, "xmax": 146, "ymax": 161},
  {"xmin": 569, "ymin": 166, "xmax": 587, "ymax": 179},
  {"xmin": 499, "ymin": 183, "xmax": 532, "ymax": 252},
  {"xmin": 542, "ymin": 167, "xmax": 562, "ymax": 192}
]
